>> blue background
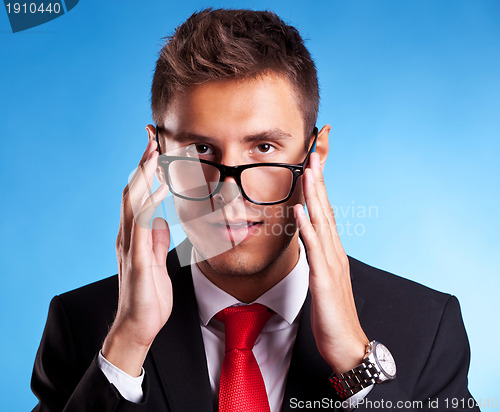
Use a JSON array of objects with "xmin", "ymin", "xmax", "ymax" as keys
[{"xmin": 1, "ymin": 0, "xmax": 499, "ymax": 410}]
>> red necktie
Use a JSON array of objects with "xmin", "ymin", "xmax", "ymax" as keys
[{"xmin": 215, "ymin": 303, "xmax": 273, "ymax": 412}]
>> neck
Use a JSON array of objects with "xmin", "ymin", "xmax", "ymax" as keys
[{"xmin": 195, "ymin": 235, "xmax": 300, "ymax": 303}]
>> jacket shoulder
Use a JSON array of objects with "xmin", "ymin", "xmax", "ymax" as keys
[
  {"xmin": 347, "ymin": 255, "xmax": 458, "ymax": 346},
  {"xmin": 48, "ymin": 275, "xmax": 120, "ymax": 359},
  {"xmin": 57, "ymin": 275, "xmax": 119, "ymax": 308},
  {"xmin": 348, "ymin": 255, "xmax": 451, "ymax": 307}
]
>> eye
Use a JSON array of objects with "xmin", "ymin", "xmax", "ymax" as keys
[
  {"xmin": 253, "ymin": 143, "xmax": 276, "ymax": 154},
  {"xmin": 184, "ymin": 144, "xmax": 214, "ymax": 157},
  {"xmin": 195, "ymin": 144, "xmax": 213, "ymax": 155}
]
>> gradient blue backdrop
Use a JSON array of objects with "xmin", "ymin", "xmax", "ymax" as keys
[{"xmin": 1, "ymin": 1, "xmax": 499, "ymax": 410}]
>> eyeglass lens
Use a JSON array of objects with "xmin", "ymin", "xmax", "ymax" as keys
[{"xmin": 166, "ymin": 159, "xmax": 294, "ymax": 203}]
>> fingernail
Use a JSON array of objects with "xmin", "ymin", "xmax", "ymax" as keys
[
  {"xmin": 294, "ymin": 205, "xmax": 304, "ymax": 218},
  {"xmin": 152, "ymin": 218, "xmax": 167, "ymax": 230}
]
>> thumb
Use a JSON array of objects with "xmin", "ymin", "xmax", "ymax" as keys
[{"xmin": 152, "ymin": 217, "xmax": 170, "ymax": 266}]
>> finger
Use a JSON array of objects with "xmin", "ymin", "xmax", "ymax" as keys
[
  {"xmin": 309, "ymin": 152, "xmax": 346, "ymax": 258},
  {"xmin": 116, "ymin": 225, "xmax": 124, "ymax": 282},
  {"xmin": 128, "ymin": 150, "xmax": 159, "ymax": 222},
  {"xmin": 134, "ymin": 183, "xmax": 169, "ymax": 229},
  {"xmin": 309, "ymin": 152, "xmax": 334, "ymax": 226},
  {"xmin": 123, "ymin": 140, "xmax": 158, "ymax": 197},
  {"xmin": 120, "ymin": 140, "xmax": 158, "ymax": 242},
  {"xmin": 151, "ymin": 217, "xmax": 170, "ymax": 267},
  {"xmin": 130, "ymin": 183, "xmax": 169, "ymax": 257},
  {"xmin": 293, "ymin": 204, "xmax": 328, "ymax": 274},
  {"xmin": 123, "ymin": 150, "xmax": 160, "ymax": 240},
  {"xmin": 303, "ymin": 166, "xmax": 336, "ymax": 259}
]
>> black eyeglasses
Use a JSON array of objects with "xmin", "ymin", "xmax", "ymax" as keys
[{"xmin": 155, "ymin": 126, "xmax": 318, "ymax": 205}]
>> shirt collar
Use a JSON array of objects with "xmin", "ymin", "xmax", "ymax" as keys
[{"xmin": 191, "ymin": 239, "xmax": 309, "ymax": 326}]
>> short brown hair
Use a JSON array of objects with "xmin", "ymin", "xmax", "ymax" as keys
[{"xmin": 151, "ymin": 8, "xmax": 319, "ymax": 142}]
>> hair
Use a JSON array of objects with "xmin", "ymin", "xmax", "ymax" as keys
[{"xmin": 151, "ymin": 8, "xmax": 319, "ymax": 143}]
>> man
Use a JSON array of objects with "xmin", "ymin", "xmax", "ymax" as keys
[{"xmin": 31, "ymin": 9, "xmax": 478, "ymax": 411}]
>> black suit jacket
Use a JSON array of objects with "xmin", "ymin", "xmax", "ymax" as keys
[{"xmin": 31, "ymin": 239, "xmax": 478, "ymax": 411}]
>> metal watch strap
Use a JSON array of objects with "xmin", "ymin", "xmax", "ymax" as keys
[{"xmin": 329, "ymin": 359, "xmax": 380, "ymax": 400}]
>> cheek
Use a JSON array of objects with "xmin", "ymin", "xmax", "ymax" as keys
[
  {"xmin": 255, "ymin": 203, "xmax": 297, "ymax": 241},
  {"xmin": 257, "ymin": 177, "xmax": 305, "ymax": 225},
  {"xmin": 174, "ymin": 197, "xmax": 218, "ymax": 222},
  {"xmin": 174, "ymin": 198, "xmax": 224, "ymax": 247},
  {"xmin": 174, "ymin": 198, "xmax": 215, "ymax": 238},
  {"xmin": 261, "ymin": 204, "xmax": 295, "ymax": 228},
  {"xmin": 174, "ymin": 198, "xmax": 198, "ymax": 222}
]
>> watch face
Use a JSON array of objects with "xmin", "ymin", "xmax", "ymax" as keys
[{"xmin": 374, "ymin": 342, "xmax": 396, "ymax": 378}]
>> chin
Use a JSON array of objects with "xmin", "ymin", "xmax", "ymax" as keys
[
  {"xmin": 191, "ymin": 225, "xmax": 297, "ymax": 278},
  {"xmin": 204, "ymin": 251, "xmax": 267, "ymax": 278}
]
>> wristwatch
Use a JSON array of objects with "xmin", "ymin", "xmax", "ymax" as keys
[{"xmin": 329, "ymin": 340, "xmax": 396, "ymax": 399}]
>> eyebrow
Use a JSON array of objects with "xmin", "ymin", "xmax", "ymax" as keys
[{"xmin": 168, "ymin": 128, "xmax": 293, "ymax": 145}]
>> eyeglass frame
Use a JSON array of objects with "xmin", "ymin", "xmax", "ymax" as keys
[{"xmin": 155, "ymin": 126, "xmax": 318, "ymax": 206}]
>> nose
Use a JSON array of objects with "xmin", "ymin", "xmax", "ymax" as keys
[
  {"xmin": 214, "ymin": 151, "xmax": 245, "ymax": 204},
  {"xmin": 214, "ymin": 178, "xmax": 242, "ymax": 205}
]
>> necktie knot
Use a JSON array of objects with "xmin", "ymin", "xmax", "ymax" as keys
[{"xmin": 215, "ymin": 303, "xmax": 273, "ymax": 352}]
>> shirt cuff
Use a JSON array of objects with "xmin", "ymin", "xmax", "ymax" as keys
[
  {"xmin": 97, "ymin": 350, "xmax": 144, "ymax": 403},
  {"xmin": 343, "ymin": 385, "xmax": 374, "ymax": 411}
]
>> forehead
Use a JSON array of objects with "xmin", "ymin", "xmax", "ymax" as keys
[{"xmin": 161, "ymin": 73, "xmax": 305, "ymax": 142}]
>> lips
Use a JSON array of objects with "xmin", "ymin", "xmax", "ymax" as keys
[
  {"xmin": 213, "ymin": 221, "xmax": 261, "ymax": 230},
  {"xmin": 208, "ymin": 220, "xmax": 263, "ymax": 244}
]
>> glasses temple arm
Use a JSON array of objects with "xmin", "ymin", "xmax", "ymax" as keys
[{"xmin": 155, "ymin": 125, "xmax": 161, "ymax": 153}]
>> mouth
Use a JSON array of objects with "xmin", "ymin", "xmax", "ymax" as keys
[
  {"xmin": 213, "ymin": 221, "xmax": 261, "ymax": 230},
  {"xmin": 209, "ymin": 220, "xmax": 263, "ymax": 244}
]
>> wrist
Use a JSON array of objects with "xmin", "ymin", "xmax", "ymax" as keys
[
  {"xmin": 102, "ymin": 327, "xmax": 151, "ymax": 377},
  {"xmin": 327, "ymin": 338, "xmax": 369, "ymax": 375}
]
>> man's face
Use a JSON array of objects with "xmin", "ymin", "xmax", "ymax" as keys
[{"xmin": 158, "ymin": 73, "xmax": 311, "ymax": 277}]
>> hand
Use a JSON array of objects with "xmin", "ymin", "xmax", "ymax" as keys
[
  {"xmin": 102, "ymin": 137, "xmax": 171, "ymax": 377},
  {"xmin": 293, "ymin": 152, "xmax": 369, "ymax": 375}
]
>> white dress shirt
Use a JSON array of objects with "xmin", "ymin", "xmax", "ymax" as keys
[
  {"xmin": 192, "ymin": 239, "xmax": 309, "ymax": 411},
  {"xmin": 98, "ymin": 239, "xmax": 372, "ymax": 409}
]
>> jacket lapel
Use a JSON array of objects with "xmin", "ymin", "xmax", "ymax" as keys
[{"xmin": 149, "ymin": 240, "xmax": 214, "ymax": 412}]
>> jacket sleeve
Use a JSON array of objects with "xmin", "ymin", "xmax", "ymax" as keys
[
  {"xmin": 31, "ymin": 296, "xmax": 151, "ymax": 412},
  {"xmin": 355, "ymin": 295, "xmax": 479, "ymax": 411}
]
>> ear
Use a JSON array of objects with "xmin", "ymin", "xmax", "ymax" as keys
[
  {"xmin": 146, "ymin": 124, "xmax": 156, "ymax": 142},
  {"xmin": 316, "ymin": 124, "xmax": 330, "ymax": 171}
]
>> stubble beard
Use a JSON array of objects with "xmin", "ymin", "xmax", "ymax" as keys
[{"xmin": 192, "ymin": 229, "xmax": 296, "ymax": 279}]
